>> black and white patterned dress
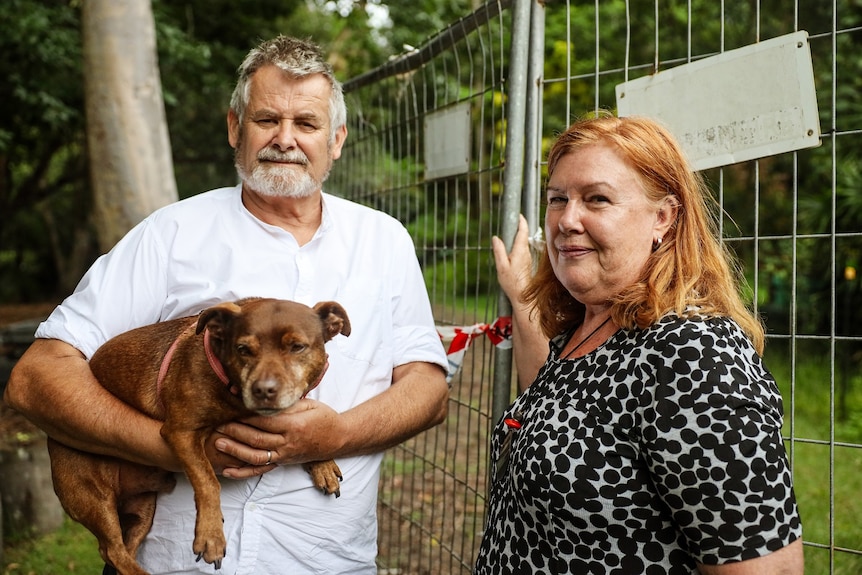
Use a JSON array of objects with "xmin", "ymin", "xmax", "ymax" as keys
[{"xmin": 474, "ymin": 315, "xmax": 802, "ymax": 575}]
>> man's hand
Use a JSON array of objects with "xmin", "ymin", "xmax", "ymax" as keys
[
  {"xmin": 213, "ymin": 399, "xmax": 343, "ymax": 479},
  {"xmin": 212, "ymin": 360, "xmax": 448, "ymax": 480},
  {"xmin": 204, "ymin": 428, "xmax": 271, "ymax": 477}
]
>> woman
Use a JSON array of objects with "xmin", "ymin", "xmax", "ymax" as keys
[{"xmin": 477, "ymin": 113, "xmax": 803, "ymax": 574}]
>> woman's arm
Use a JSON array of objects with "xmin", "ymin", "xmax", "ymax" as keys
[{"xmin": 697, "ymin": 539, "xmax": 803, "ymax": 575}]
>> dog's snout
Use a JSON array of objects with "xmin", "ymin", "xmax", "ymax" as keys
[{"xmin": 252, "ymin": 378, "xmax": 279, "ymax": 402}]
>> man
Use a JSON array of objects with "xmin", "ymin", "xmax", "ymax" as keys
[{"xmin": 5, "ymin": 36, "xmax": 449, "ymax": 574}]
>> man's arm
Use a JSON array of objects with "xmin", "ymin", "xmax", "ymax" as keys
[
  {"xmin": 215, "ymin": 361, "xmax": 449, "ymax": 478},
  {"xmin": 4, "ymin": 338, "xmax": 247, "ymax": 474},
  {"xmin": 335, "ymin": 361, "xmax": 449, "ymax": 454},
  {"xmin": 5, "ymin": 339, "xmax": 177, "ymax": 468},
  {"xmin": 491, "ymin": 214, "xmax": 549, "ymax": 390},
  {"xmin": 697, "ymin": 539, "xmax": 803, "ymax": 575}
]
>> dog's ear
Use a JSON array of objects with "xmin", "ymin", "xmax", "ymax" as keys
[
  {"xmin": 196, "ymin": 302, "xmax": 243, "ymax": 336},
  {"xmin": 313, "ymin": 301, "xmax": 351, "ymax": 341}
]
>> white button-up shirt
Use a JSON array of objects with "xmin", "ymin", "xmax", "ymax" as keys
[{"xmin": 36, "ymin": 185, "xmax": 448, "ymax": 574}]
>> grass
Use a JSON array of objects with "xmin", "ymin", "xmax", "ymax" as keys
[
  {"xmin": 765, "ymin": 340, "xmax": 862, "ymax": 575},
  {"xmin": 2, "ymin": 516, "xmax": 102, "ymax": 575}
]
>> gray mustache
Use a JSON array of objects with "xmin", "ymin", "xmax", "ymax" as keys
[{"xmin": 257, "ymin": 150, "xmax": 309, "ymax": 164}]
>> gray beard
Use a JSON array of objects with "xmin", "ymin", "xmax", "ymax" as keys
[
  {"xmin": 236, "ymin": 159, "xmax": 321, "ymax": 199},
  {"xmin": 234, "ymin": 144, "xmax": 333, "ymax": 199}
]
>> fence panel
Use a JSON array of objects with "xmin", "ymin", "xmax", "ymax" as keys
[
  {"xmin": 329, "ymin": 2, "xmax": 516, "ymax": 573},
  {"xmin": 330, "ymin": 1, "xmax": 862, "ymax": 573}
]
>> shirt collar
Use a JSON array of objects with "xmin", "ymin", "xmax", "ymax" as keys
[{"xmin": 233, "ymin": 184, "xmax": 333, "ymax": 242}]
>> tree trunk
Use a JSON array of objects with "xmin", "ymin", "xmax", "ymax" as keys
[
  {"xmin": 0, "ymin": 432, "xmax": 64, "ymax": 541},
  {"xmin": 82, "ymin": 0, "xmax": 178, "ymax": 253}
]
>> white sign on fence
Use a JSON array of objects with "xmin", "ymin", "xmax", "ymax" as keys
[
  {"xmin": 615, "ymin": 30, "xmax": 821, "ymax": 171},
  {"xmin": 424, "ymin": 101, "xmax": 471, "ymax": 180}
]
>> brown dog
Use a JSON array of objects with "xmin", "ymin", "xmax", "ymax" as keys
[{"xmin": 47, "ymin": 298, "xmax": 350, "ymax": 575}]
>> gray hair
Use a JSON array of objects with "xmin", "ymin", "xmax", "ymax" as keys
[{"xmin": 229, "ymin": 36, "xmax": 347, "ymax": 143}]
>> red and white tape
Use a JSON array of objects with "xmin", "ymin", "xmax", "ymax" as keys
[{"xmin": 437, "ymin": 316, "xmax": 512, "ymax": 382}]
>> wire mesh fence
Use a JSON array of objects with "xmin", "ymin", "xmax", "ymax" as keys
[
  {"xmin": 330, "ymin": 2, "xmax": 514, "ymax": 573},
  {"xmin": 328, "ymin": 1, "xmax": 862, "ymax": 573}
]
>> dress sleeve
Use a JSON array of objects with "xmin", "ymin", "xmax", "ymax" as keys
[{"xmin": 639, "ymin": 318, "xmax": 802, "ymax": 565}]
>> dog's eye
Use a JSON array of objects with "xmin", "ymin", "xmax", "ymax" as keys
[
  {"xmin": 290, "ymin": 343, "xmax": 307, "ymax": 354},
  {"xmin": 236, "ymin": 344, "xmax": 252, "ymax": 357}
]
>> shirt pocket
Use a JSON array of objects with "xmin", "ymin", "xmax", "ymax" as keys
[{"xmin": 332, "ymin": 276, "xmax": 389, "ymax": 365}]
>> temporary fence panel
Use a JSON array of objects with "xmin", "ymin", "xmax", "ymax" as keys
[
  {"xmin": 329, "ymin": 1, "xmax": 518, "ymax": 573},
  {"xmin": 329, "ymin": 0, "xmax": 862, "ymax": 573}
]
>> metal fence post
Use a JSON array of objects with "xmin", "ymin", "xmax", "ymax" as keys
[
  {"xmin": 492, "ymin": 0, "xmax": 534, "ymax": 427},
  {"xmin": 523, "ymin": 0, "xmax": 545, "ymax": 227}
]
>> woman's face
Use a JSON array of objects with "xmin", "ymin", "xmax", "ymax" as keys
[{"xmin": 545, "ymin": 143, "xmax": 674, "ymax": 307}]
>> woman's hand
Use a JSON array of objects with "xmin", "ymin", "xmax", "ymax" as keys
[{"xmin": 491, "ymin": 214, "xmax": 534, "ymax": 302}]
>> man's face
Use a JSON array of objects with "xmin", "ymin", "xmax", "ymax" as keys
[{"xmin": 228, "ymin": 65, "xmax": 347, "ymax": 198}]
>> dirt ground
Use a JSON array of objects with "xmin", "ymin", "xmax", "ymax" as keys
[
  {"xmin": 0, "ymin": 303, "xmax": 57, "ymax": 327},
  {"xmin": 375, "ymin": 339, "xmax": 496, "ymax": 575}
]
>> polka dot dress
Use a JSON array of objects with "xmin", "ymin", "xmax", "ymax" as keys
[{"xmin": 474, "ymin": 315, "xmax": 802, "ymax": 575}]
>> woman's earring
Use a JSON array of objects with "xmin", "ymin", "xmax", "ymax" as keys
[{"xmin": 652, "ymin": 237, "xmax": 663, "ymax": 252}]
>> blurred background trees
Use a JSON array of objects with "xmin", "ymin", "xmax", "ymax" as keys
[{"xmin": 1, "ymin": 0, "xmax": 859, "ymax": 343}]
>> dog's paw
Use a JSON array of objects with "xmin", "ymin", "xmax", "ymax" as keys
[
  {"xmin": 196, "ymin": 553, "xmax": 223, "ymax": 570},
  {"xmin": 193, "ymin": 528, "xmax": 227, "ymax": 568},
  {"xmin": 304, "ymin": 460, "xmax": 343, "ymax": 497}
]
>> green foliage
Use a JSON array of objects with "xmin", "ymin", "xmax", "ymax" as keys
[
  {"xmin": 384, "ymin": 0, "xmax": 475, "ymax": 54},
  {"xmin": 284, "ymin": 0, "xmax": 391, "ymax": 78},
  {"xmin": 0, "ymin": 0, "xmax": 89, "ymax": 301}
]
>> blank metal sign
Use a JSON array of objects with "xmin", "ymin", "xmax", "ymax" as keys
[{"xmin": 615, "ymin": 30, "xmax": 821, "ymax": 172}]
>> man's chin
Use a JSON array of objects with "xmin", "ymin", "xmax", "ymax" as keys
[
  {"xmin": 254, "ymin": 186, "xmax": 317, "ymax": 199},
  {"xmin": 242, "ymin": 178, "xmax": 318, "ymax": 199},
  {"xmin": 236, "ymin": 167, "xmax": 319, "ymax": 198}
]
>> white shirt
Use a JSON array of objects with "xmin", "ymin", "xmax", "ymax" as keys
[{"xmin": 36, "ymin": 185, "xmax": 448, "ymax": 574}]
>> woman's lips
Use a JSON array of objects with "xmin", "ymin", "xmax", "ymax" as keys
[{"xmin": 556, "ymin": 244, "xmax": 592, "ymax": 256}]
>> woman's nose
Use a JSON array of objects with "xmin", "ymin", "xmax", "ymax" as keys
[{"xmin": 556, "ymin": 200, "xmax": 584, "ymax": 233}]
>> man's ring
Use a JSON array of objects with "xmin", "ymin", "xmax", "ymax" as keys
[{"xmin": 265, "ymin": 450, "xmax": 272, "ymax": 465}]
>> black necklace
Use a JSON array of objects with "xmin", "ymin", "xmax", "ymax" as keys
[{"xmin": 562, "ymin": 316, "xmax": 612, "ymax": 360}]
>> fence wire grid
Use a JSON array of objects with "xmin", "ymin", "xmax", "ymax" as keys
[{"xmin": 328, "ymin": 1, "xmax": 862, "ymax": 574}]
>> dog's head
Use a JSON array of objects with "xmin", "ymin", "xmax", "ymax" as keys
[{"xmin": 196, "ymin": 298, "xmax": 350, "ymax": 414}]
